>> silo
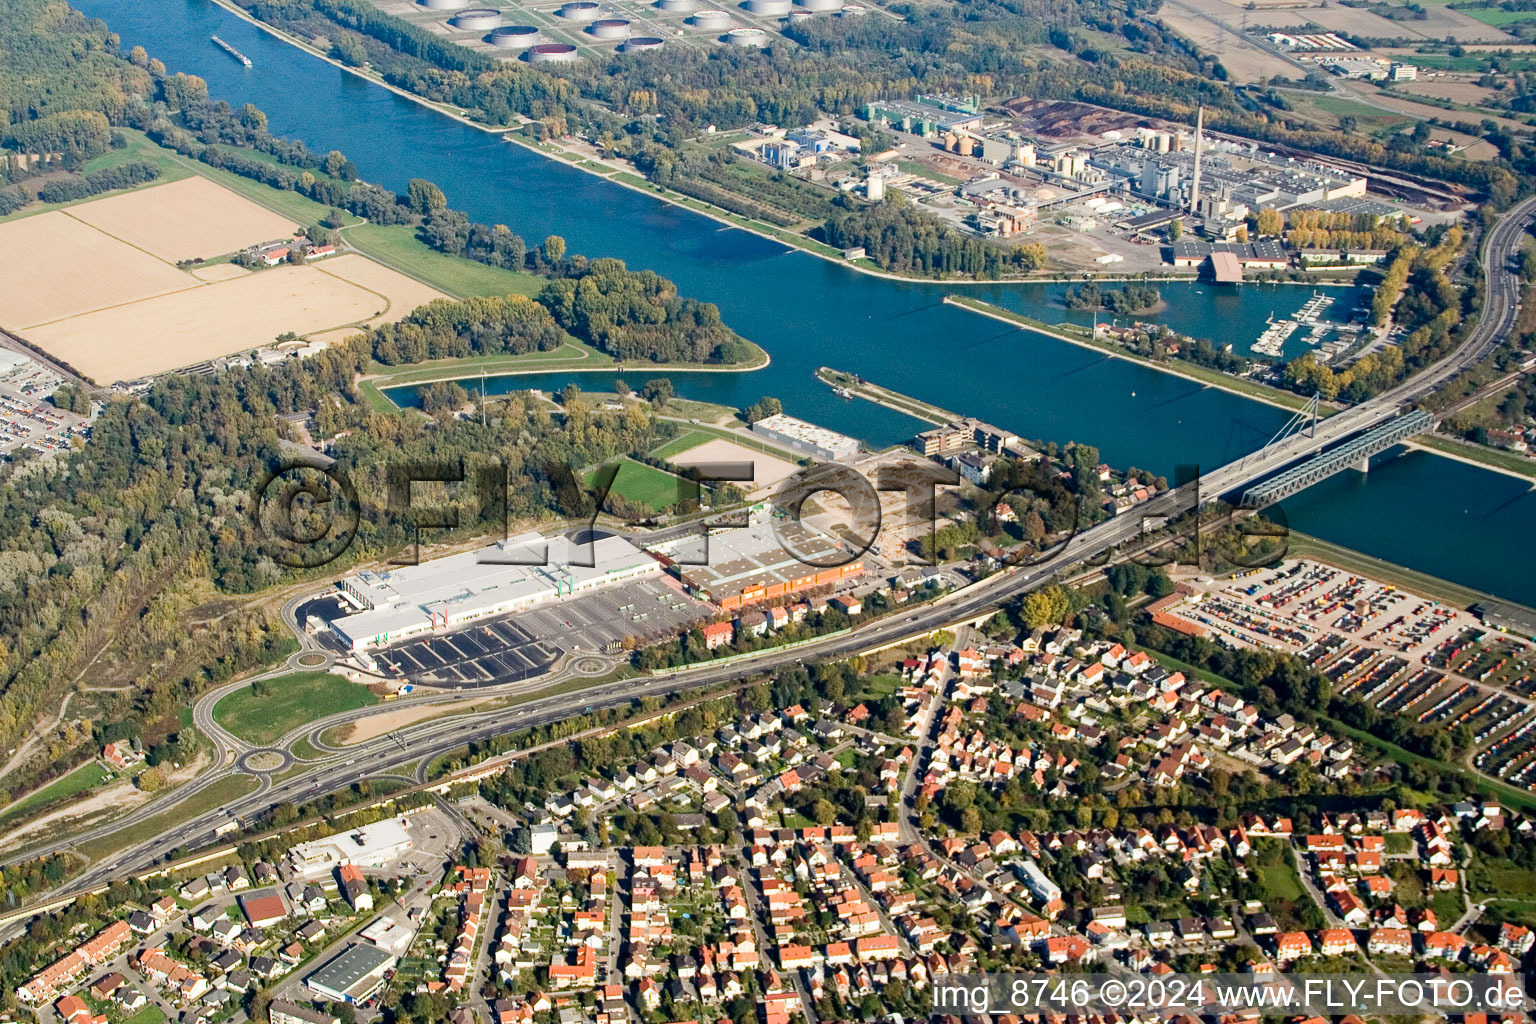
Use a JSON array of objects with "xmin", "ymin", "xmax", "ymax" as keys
[
  {"xmin": 527, "ymin": 41, "xmax": 581, "ymax": 62},
  {"xmin": 796, "ymin": 0, "xmax": 843, "ymax": 11},
  {"xmin": 557, "ymin": 1, "xmax": 601, "ymax": 21},
  {"xmin": 656, "ymin": 0, "xmax": 697, "ymax": 10},
  {"xmin": 489, "ymin": 24, "xmax": 541, "ymax": 48},
  {"xmin": 622, "ymin": 35, "xmax": 665, "ymax": 51},
  {"xmin": 744, "ymin": 0, "xmax": 791, "ymax": 14},
  {"xmin": 690, "ymin": 8, "xmax": 731, "ymax": 28},
  {"xmin": 451, "ymin": 7, "xmax": 502, "ymax": 30},
  {"xmin": 588, "ymin": 17, "xmax": 631, "ymax": 37},
  {"xmin": 420, "ymin": 0, "xmax": 472, "ymax": 9},
  {"xmin": 726, "ymin": 26, "xmax": 769, "ymax": 45}
]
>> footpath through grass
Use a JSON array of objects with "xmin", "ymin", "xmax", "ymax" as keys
[{"xmin": 213, "ymin": 671, "xmax": 379, "ymax": 746}]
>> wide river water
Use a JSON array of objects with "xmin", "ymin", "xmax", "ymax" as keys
[{"xmin": 75, "ymin": 0, "xmax": 1536, "ymax": 606}]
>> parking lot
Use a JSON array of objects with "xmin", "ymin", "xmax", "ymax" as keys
[
  {"xmin": 366, "ymin": 576, "xmax": 709, "ymax": 687},
  {"xmin": 0, "ymin": 349, "xmax": 91, "ymax": 458}
]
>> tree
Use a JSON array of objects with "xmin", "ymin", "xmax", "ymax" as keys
[
  {"xmin": 1168, "ymin": 217, "xmax": 1183, "ymax": 240},
  {"xmin": 406, "ymin": 178, "xmax": 447, "ymax": 215},
  {"xmin": 744, "ymin": 396, "xmax": 782, "ymax": 423},
  {"xmin": 542, "ymin": 234, "xmax": 567, "ymax": 264},
  {"xmin": 331, "ymin": 36, "xmax": 368, "ymax": 67},
  {"xmin": 1256, "ymin": 208, "xmax": 1284, "ymax": 237},
  {"xmin": 960, "ymin": 805, "xmax": 982, "ymax": 833},
  {"xmin": 812, "ymin": 799, "xmax": 838, "ymax": 825},
  {"xmin": 1020, "ymin": 585, "xmax": 1071, "ymax": 629},
  {"xmin": 641, "ymin": 378, "xmax": 674, "ymax": 406}
]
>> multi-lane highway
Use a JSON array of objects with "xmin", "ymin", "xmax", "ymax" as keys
[{"xmin": 3, "ymin": 195, "xmax": 1532, "ymax": 936}]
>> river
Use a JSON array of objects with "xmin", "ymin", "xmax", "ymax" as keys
[{"xmin": 74, "ymin": 0, "xmax": 1536, "ymax": 607}]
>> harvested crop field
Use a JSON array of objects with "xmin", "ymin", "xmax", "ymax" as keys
[
  {"xmin": 64, "ymin": 176, "xmax": 302, "ymax": 262},
  {"xmin": 0, "ymin": 212, "xmax": 194, "ymax": 327},
  {"xmin": 25, "ymin": 261, "xmax": 445, "ymax": 383},
  {"xmin": 318, "ymin": 253, "xmax": 448, "ymax": 316},
  {"xmin": 191, "ymin": 263, "xmax": 251, "ymax": 283},
  {"xmin": 1394, "ymin": 79, "xmax": 1503, "ymax": 105},
  {"xmin": 667, "ymin": 436, "xmax": 802, "ymax": 490}
]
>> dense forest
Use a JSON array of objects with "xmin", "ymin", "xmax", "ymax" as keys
[{"xmin": 1063, "ymin": 282, "xmax": 1162, "ymax": 313}]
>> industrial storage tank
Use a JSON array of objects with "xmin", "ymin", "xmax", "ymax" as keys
[
  {"xmin": 656, "ymin": 0, "xmax": 697, "ymax": 10},
  {"xmin": 556, "ymin": 1, "xmax": 601, "ymax": 21},
  {"xmin": 690, "ymin": 8, "xmax": 732, "ymax": 28},
  {"xmin": 839, "ymin": 3, "xmax": 866, "ymax": 13},
  {"xmin": 527, "ymin": 41, "xmax": 581, "ymax": 62},
  {"xmin": 451, "ymin": 7, "xmax": 501, "ymax": 29},
  {"xmin": 787, "ymin": 8, "xmax": 813, "ymax": 21},
  {"xmin": 419, "ymin": 0, "xmax": 472, "ymax": 9},
  {"xmin": 588, "ymin": 17, "xmax": 631, "ymax": 37},
  {"xmin": 726, "ymin": 26, "xmax": 769, "ymax": 45},
  {"xmin": 795, "ymin": 0, "xmax": 843, "ymax": 11},
  {"xmin": 488, "ymin": 24, "xmax": 541, "ymax": 48},
  {"xmin": 744, "ymin": 0, "xmax": 791, "ymax": 14},
  {"xmin": 622, "ymin": 35, "xmax": 665, "ymax": 50}
]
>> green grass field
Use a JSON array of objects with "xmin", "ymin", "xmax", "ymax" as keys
[
  {"xmin": 120, "ymin": 1006, "xmax": 168, "ymax": 1024},
  {"xmin": 1460, "ymin": 7, "xmax": 1536, "ymax": 25},
  {"xmin": 650, "ymin": 430, "xmax": 713, "ymax": 461},
  {"xmin": 1408, "ymin": 52, "xmax": 1536, "ymax": 71},
  {"xmin": 343, "ymin": 222, "xmax": 547, "ymax": 298},
  {"xmin": 584, "ymin": 458, "xmax": 689, "ymax": 512},
  {"xmin": 213, "ymin": 672, "xmax": 379, "ymax": 746},
  {"xmin": 1256, "ymin": 855, "xmax": 1306, "ymax": 902},
  {"xmin": 0, "ymin": 761, "xmax": 111, "ymax": 822}
]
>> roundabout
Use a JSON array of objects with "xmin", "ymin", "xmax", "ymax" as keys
[
  {"xmin": 237, "ymin": 748, "xmax": 292, "ymax": 775},
  {"xmin": 295, "ymin": 652, "xmax": 329, "ymax": 668},
  {"xmin": 569, "ymin": 655, "xmax": 614, "ymax": 677}
]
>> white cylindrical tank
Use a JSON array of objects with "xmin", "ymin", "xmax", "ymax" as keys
[
  {"xmin": 557, "ymin": 1, "xmax": 601, "ymax": 21},
  {"xmin": 839, "ymin": 3, "xmax": 866, "ymax": 13},
  {"xmin": 451, "ymin": 8, "xmax": 502, "ymax": 30},
  {"xmin": 622, "ymin": 35, "xmax": 665, "ymax": 51},
  {"xmin": 744, "ymin": 0, "xmax": 792, "ymax": 14},
  {"xmin": 656, "ymin": 0, "xmax": 698, "ymax": 10},
  {"xmin": 420, "ymin": 0, "xmax": 472, "ymax": 9},
  {"xmin": 796, "ymin": 0, "xmax": 843, "ymax": 11},
  {"xmin": 489, "ymin": 25, "xmax": 541, "ymax": 48},
  {"xmin": 690, "ymin": 9, "xmax": 732, "ymax": 28},
  {"xmin": 527, "ymin": 42, "xmax": 581, "ymax": 62},
  {"xmin": 588, "ymin": 17, "xmax": 631, "ymax": 37},
  {"xmin": 726, "ymin": 26, "xmax": 769, "ymax": 45}
]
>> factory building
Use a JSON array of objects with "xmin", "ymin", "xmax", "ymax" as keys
[
  {"xmin": 749, "ymin": 413, "xmax": 860, "ymax": 461},
  {"xmin": 329, "ymin": 532, "xmax": 660, "ymax": 651},
  {"xmin": 306, "ymin": 944, "xmax": 396, "ymax": 1005},
  {"xmin": 864, "ymin": 97, "xmax": 981, "ymax": 138},
  {"xmin": 653, "ymin": 512, "xmax": 864, "ymax": 612},
  {"xmin": 1170, "ymin": 239, "xmax": 1289, "ymax": 270}
]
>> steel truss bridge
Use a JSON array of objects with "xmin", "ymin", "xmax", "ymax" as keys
[{"xmin": 1239, "ymin": 409, "xmax": 1435, "ymax": 509}]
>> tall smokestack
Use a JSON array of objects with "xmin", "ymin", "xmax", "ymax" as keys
[{"xmin": 1189, "ymin": 105, "xmax": 1204, "ymax": 215}]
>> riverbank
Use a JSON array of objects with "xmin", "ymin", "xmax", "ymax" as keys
[
  {"xmin": 815, "ymin": 367, "xmax": 957, "ymax": 426},
  {"xmin": 1412, "ymin": 433, "xmax": 1536, "ymax": 483},
  {"xmin": 1285, "ymin": 530, "xmax": 1533, "ymax": 612},
  {"xmin": 944, "ymin": 294, "xmax": 1325, "ymax": 415},
  {"xmin": 360, "ymin": 337, "xmax": 772, "ymax": 411}
]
